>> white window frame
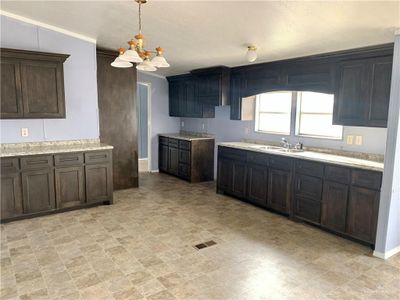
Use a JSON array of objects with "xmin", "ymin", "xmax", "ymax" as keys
[
  {"xmin": 254, "ymin": 92, "xmax": 293, "ymax": 135},
  {"xmin": 294, "ymin": 92, "xmax": 343, "ymax": 140}
]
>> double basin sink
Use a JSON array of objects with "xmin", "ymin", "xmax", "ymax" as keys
[{"xmin": 248, "ymin": 145, "xmax": 303, "ymax": 153}]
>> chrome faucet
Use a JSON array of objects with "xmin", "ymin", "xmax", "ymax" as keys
[{"xmin": 280, "ymin": 138, "xmax": 291, "ymax": 149}]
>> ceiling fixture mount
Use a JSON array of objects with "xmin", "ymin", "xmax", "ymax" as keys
[
  {"xmin": 246, "ymin": 45, "xmax": 257, "ymax": 62},
  {"xmin": 111, "ymin": 0, "xmax": 169, "ymax": 71}
]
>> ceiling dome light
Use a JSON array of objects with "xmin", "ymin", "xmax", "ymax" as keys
[
  {"xmin": 111, "ymin": 48, "xmax": 133, "ymax": 68},
  {"xmin": 246, "ymin": 45, "xmax": 257, "ymax": 62},
  {"xmin": 151, "ymin": 47, "xmax": 170, "ymax": 68}
]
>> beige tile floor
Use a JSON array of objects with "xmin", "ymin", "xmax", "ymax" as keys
[{"xmin": 1, "ymin": 172, "xmax": 399, "ymax": 300}]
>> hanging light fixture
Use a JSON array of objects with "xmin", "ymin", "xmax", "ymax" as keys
[
  {"xmin": 111, "ymin": 48, "xmax": 134, "ymax": 68},
  {"xmin": 111, "ymin": 0, "xmax": 170, "ymax": 71},
  {"xmin": 246, "ymin": 45, "xmax": 257, "ymax": 62}
]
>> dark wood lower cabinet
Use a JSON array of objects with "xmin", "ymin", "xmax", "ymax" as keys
[
  {"xmin": 22, "ymin": 169, "xmax": 56, "ymax": 214},
  {"xmin": 247, "ymin": 164, "xmax": 268, "ymax": 207},
  {"xmin": 321, "ymin": 181, "xmax": 349, "ymax": 233},
  {"xmin": 268, "ymin": 168, "xmax": 291, "ymax": 214},
  {"xmin": 1, "ymin": 173, "xmax": 23, "ymax": 219},
  {"xmin": 55, "ymin": 166, "xmax": 85, "ymax": 209},
  {"xmin": 217, "ymin": 145, "xmax": 382, "ymax": 246},
  {"xmin": 0, "ymin": 149, "xmax": 113, "ymax": 222},
  {"xmin": 85, "ymin": 164, "xmax": 112, "ymax": 204},
  {"xmin": 159, "ymin": 144, "xmax": 169, "ymax": 172},
  {"xmin": 168, "ymin": 147, "xmax": 179, "ymax": 176},
  {"xmin": 347, "ymin": 187, "xmax": 380, "ymax": 243}
]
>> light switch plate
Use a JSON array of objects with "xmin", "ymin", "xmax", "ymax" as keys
[
  {"xmin": 346, "ymin": 135, "xmax": 354, "ymax": 145},
  {"xmin": 355, "ymin": 135, "xmax": 363, "ymax": 145},
  {"xmin": 21, "ymin": 128, "xmax": 29, "ymax": 137}
]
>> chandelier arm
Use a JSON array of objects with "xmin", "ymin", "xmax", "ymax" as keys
[{"xmin": 138, "ymin": 0, "xmax": 142, "ymax": 35}]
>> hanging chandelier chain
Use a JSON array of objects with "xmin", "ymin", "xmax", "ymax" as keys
[{"xmin": 138, "ymin": 1, "xmax": 142, "ymax": 34}]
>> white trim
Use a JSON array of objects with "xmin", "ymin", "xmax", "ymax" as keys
[
  {"xmin": 137, "ymin": 70, "xmax": 166, "ymax": 80},
  {"xmin": 137, "ymin": 82, "xmax": 152, "ymax": 174},
  {"xmin": 373, "ymin": 245, "xmax": 400, "ymax": 259},
  {"xmin": 0, "ymin": 10, "xmax": 96, "ymax": 44},
  {"xmin": 150, "ymin": 169, "xmax": 159, "ymax": 173},
  {"xmin": 395, "ymin": 29, "xmax": 400, "ymax": 35}
]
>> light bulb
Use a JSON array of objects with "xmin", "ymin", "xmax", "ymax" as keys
[{"xmin": 246, "ymin": 46, "xmax": 257, "ymax": 62}]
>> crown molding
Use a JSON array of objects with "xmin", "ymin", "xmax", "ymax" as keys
[{"xmin": 0, "ymin": 10, "xmax": 96, "ymax": 44}]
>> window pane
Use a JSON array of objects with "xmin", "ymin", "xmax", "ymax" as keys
[
  {"xmin": 299, "ymin": 92, "xmax": 334, "ymax": 113},
  {"xmin": 258, "ymin": 91, "xmax": 292, "ymax": 113},
  {"xmin": 258, "ymin": 112, "xmax": 291, "ymax": 134},
  {"xmin": 299, "ymin": 114, "xmax": 342, "ymax": 138}
]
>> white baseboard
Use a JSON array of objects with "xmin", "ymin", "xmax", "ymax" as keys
[
  {"xmin": 138, "ymin": 159, "xmax": 149, "ymax": 172},
  {"xmin": 150, "ymin": 169, "xmax": 159, "ymax": 173},
  {"xmin": 373, "ymin": 245, "xmax": 400, "ymax": 259}
]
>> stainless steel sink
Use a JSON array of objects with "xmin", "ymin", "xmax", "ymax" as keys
[{"xmin": 248, "ymin": 145, "xmax": 282, "ymax": 150}]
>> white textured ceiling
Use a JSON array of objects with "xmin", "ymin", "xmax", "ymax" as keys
[{"xmin": 1, "ymin": 1, "xmax": 399, "ymax": 76}]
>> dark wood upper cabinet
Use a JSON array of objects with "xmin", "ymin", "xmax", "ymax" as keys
[
  {"xmin": 0, "ymin": 48, "xmax": 69, "ymax": 119},
  {"xmin": 1, "ymin": 57, "xmax": 23, "ymax": 118},
  {"xmin": 333, "ymin": 55, "xmax": 392, "ymax": 127}
]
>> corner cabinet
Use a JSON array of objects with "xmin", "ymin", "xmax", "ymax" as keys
[
  {"xmin": 0, "ymin": 48, "xmax": 69, "ymax": 119},
  {"xmin": 333, "ymin": 55, "xmax": 392, "ymax": 127},
  {"xmin": 0, "ymin": 149, "xmax": 113, "ymax": 223},
  {"xmin": 167, "ymin": 67, "xmax": 230, "ymax": 118},
  {"xmin": 217, "ymin": 146, "xmax": 383, "ymax": 246}
]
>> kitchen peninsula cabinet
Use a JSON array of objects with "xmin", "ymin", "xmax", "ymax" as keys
[
  {"xmin": 217, "ymin": 145, "xmax": 383, "ymax": 246},
  {"xmin": 159, "ymin": 135, "xmax": 214, "ymax": 182},
  {"xmin": 0, "ymin": 148, "xmax": 113, "ymax": 223}
]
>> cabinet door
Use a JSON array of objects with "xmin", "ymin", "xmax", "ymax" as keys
[
  {"xmin": 346, "ymin": 187, "xmax": 380, "ymax": 243},
  {"xmin": 231, "ymin": 161, "xmax": 247, "ymax": 198},
  {"xmin": 366, "ymin": 57, "xmax": 392, "ymax": 127},
  {"xmin": 185, "ymin": 80, "xmax": 202, "ymax": 118},
  {"xmin": 22, "ymin": 169, "xmax": 56, "ymax": 214},
  {"xmin": 159, "ymin": 144, "xmax": 169, "ymax": 172},
  {"xmin": 168, "ymin": 147, "xmax": 179, "ymax": 175},
  {"xmin": 230, "ymin": 73, "xmax": 243, "ymax": 120},
  {"xmin": 169, "ymin": 80, "xmax": 181, "ymax": 117},
  {"xmin": 294, "ymin": 174, "xmax": 323, "ymax": 201},
  {"xmin": 267, "ymin": 168, "xmax": 291, "ymax": 214},
  {"xmin": 1, "ymin": 57, "xmax": 23, "ymax": 118},
  {"xmin": 85, "ymin": 164, "xmax": 112, "ymax": 203},
  {"xmin": 20, "ymin": 60, "xmax": 65, "ymax": 118},
  {"xmin": 1, "ymin": 173, "xmax": 23, "ymax": 220},
  {"xmin": 294, "ymin": 196, "xmax": 321, "ymax": 224},
  {"xmin": 217, "ymin": 158, "xmax": 233, "ymax": 192},
  {"xmin": 321, "ymin": 181, "xmax": 349, "ymax": 233},
  {"xmin": 333, "ymin": 60, "xmax": 368, "ymax": 126},
  {"xmin": 55, "ymin": 166, "xmax": 85, "ymax": 209},
  {"xmin": 247, "ymin": 164, "xmax": 268, "ymax": 207}
]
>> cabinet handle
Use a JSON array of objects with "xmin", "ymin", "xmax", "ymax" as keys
[{"xmin": 297, "ymin": 179, "xmax": 301, "ymax": 190}]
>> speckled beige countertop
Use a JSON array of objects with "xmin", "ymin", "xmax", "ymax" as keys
[
  {"xmin": 0, "ymin": 139, "xmax": 113, "ymax": 158},
  {"xmin": 159, "ymin": 133, "xmax": 215, "ymax": 141},
  {"xmin": 219, "ymin": 142, "xmax": 384, "ymax": 172}
]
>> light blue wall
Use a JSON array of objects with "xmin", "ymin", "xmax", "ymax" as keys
[
  {"xmin": 0, "ymin": 15, "xmax": 99, "ymax": 143},
  {"xmin": 375, "ymin": 34, "xmax": 400, "ymax": 257},
  {"xmin": 137, "ymin": 83, "xmax": 148, "ymax": 159},
  {"xmin": 137, "ymin": 72, "xmax": 180, "ymax": 171}
]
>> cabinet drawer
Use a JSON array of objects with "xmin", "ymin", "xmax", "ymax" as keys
[
  {"xmin": 218, "ymin": 147, "xmax": 246, "ymax": 161},
  {"xmin": 295, "ymin": 196, "xmax": 321, "ymax": 224},
  {"xmin": 85, "ymin": 151, "xmax": 111, "ymax": 164},
  {"xmin": 351, "ymin": 169, "xmax": 382, "ymax": 190},
  {"xmin": 295, "ymin": 160, "xmax": 324, "ymax": 178},
  {"xmin": 325, "ymin": 165, "xmax": 351, "ymax": 184},
  {"xmin": 179, "ymin": 140, "xmax": 191, "ymax": 150},
  {"xmin": 168, "ymin": 138, "xmax": 179, "ymax": 148},
  {"xmin": 1, "ymin": 157, "xmax": 19, "ymax": 173},
  {"xmin": 295, "ymin": 174, "xmax": 323, "ymax": 201},
  {"xmin": 178, "ymin": 163, "xmax": 190, "ymax": 179},
  {"xmin": 55, "ymin": 153, "xmax": 84, "ymax": 166},
  {"xmin": 21, "ymin": 155, "xmax": 53, "ymax": 170},
  {"xmin": 179, "ymin": 149, "xmax": 190, "ymax": 164},
  {"xmin": 247, "ymin": 152, "xmax": 269, "ymax": 166},
  {"xmin": 159, "ymin": 136, "xmax": 169, "ymax": 145},
  {"xmin": 269, "ymin": 155, "xmax": 292, "ymax": 171}
]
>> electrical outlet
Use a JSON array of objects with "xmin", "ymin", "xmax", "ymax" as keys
[
  {"xmin": 21, "ymin": 128, "xmax": 29, "ymax": 137},
  {"xmin": 355, "ymin": 135, "xmax": 363, "ymax": 145},
  {"xmin": 202, "ymin": 123, "xmax": 205, "ymax": 130},
  {"xmin": 346, "ymin": 135, "xmax": 354, "ymax": 145}
]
